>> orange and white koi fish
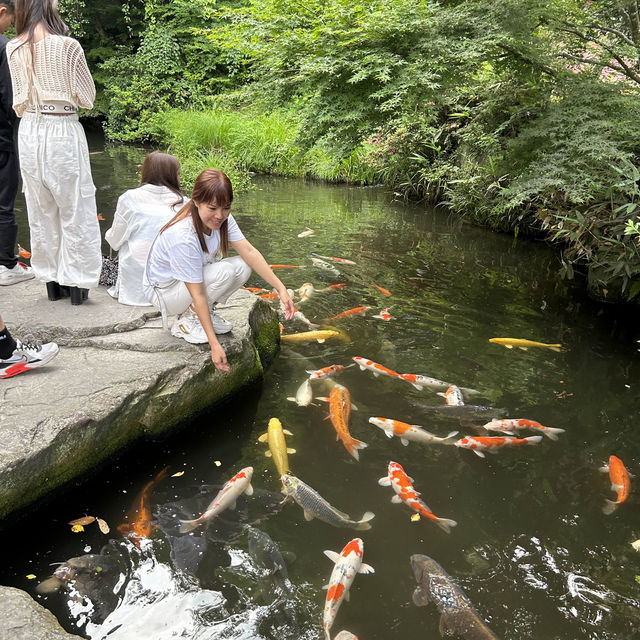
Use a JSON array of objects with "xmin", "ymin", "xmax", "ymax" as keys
[
  {"xmin": 97, "ymin": 214, "xmax": 104, "ymax": 221},
  {"xmin": 372, "ymin": 284, "xmax": 392, "ymax": 296},
  {"xmin": 306, "ymin": 364, "xmax": 354, "ymax": 380},
  {"xmin": 117, "ymin": 467, "xmax": 168, "ymax": 548},
  {"xmin": 323, "ymin": 538, "xmax": 374, "ymax": 640},
  {"xmin": 313, "ymin": 254, "xmax": 357, "ymax": 265},
  {"xmin": 179, "ymin": 467, "xmax": 254, "ymax": 533},
  {"xmin": 438, "ymin": 385, "xmax": 465, "ymax": 406},
  {"xmin": 293, "ymin": 308, "xmax": 319, "ymax": 329},
  {"xmin": 399, "ymin": 373, "xmax": 451, "ymax": 391},
  {"xmin": 352, "ymin": 356, "xmax": 400, "ymax": 379},
  {"xmin": 378, "ymin": 461, "xmax": 457, "ymax": 533},
  {"xmin": 297, "ymin": 228, "xmax": 315, "ymax": 238},
  {"xmin": 489, "ymin": 337, "xmax": 562, "ymax": 352},
  {"xmin": 454, "ymin": 435, "xmax": 542, "ymax": 458},
  {"xmin": 483, "ymin": 418, "xmax": 566, "ymax": 441},
  {"xmin": 326, "ymin": 306, "xmax": 370, "ymax": 322},
  {"xmin": 243, "ymin": 286, "xmax": 269, "ymax": 294},
  {"xmin": 269, "ymin": 264, "xmax": 303, "ymax": 269},
  {"xmin": 18, "ymin": 244, "xmax": 31, "ymax": 259},
  {"xmin": 368, "ymin": 417, "xmax": 458, "ymax": 446},
  {"xmin": 297, "ymin": 282, "xmax": 315, "ymax": 303},
  {"xmin": 372, "ymin": 307, "xmax": 392, "ymax": 321},
  {"xmin": 601, "ymin": 455, "xmax": 631, "ymax": 515},
  {"xmin": 318, "ymin": 384, "xmax": 366, "ymax": 460}
]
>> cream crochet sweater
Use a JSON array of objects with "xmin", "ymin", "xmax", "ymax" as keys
[{"xmin": 6, "ymin": 34, "xmax": 95, "ymax": 116}]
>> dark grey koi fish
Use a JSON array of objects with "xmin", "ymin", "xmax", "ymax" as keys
[{"xmin": 410, "ymin": 554, "xmax": 500, "ymax": 640}]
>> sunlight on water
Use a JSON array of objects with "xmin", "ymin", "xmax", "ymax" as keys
[{"xmin": 6, "ymin": 142, "xmax": 640, "ymax": 640}]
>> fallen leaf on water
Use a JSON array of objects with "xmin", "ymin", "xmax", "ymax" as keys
[
  {"xmin": 26, "ymin": 574, "xmax": 36, "ymax": 580},
  {"xmin": 69, "ymin": 516, "xmax": 95, "ymax": 526},
  {"xmin": 172, "ymin": 471, "xmax": 185, "ymax": 477},
  {"xmin": 214, "ymin": 460, "xmax": 222, "ymax": 467},
  {"xmin": 411, "ymin": 514, "xmax": 420, "ymax": 522},
  {"xmin": 71, "ymin": 524, "xmax": 85, "ymax": 533},
  {"xmin": 97, "ymin": 518, "xmax": 110, "ymax": 534}
]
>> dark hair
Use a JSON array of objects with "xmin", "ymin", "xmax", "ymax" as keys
[
  {"xmin": 14, "ymin": 0, "xmax": 68, "ymax": 41},
  {"xmin": 0, "ymin": 1, "xmax": 16, "ymax": 14},
  {"xmin": 161, "ymin": 168, "xmax": 233, "ymax": 255},
  {"xmin": 140, "ymin": 152, "xmax": 183, "ymax": 210}
]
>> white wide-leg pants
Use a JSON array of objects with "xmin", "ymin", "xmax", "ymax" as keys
[
  {"xmin": 154, "ymin": 256, "xmax": 252, "ymax": 317},
  {"xmin": 19, "ymin": 112, "xmax": 102, "ymax": 289}
]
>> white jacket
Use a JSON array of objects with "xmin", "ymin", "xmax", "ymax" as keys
[{"xmin": 105, "ymin": 184, "xmax": 184, "ymax": 306}]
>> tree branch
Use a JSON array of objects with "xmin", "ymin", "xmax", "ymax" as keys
[
  {"xmin": 558, "ymin": 52, "xmax": 640, "ymax": 84},
  {"xmin": 497, "ymin": 42, "xmax": 556, "ymax": 77}
]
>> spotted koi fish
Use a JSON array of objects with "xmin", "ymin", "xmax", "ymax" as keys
[
  {"xmin": 352, "ymin": 356, "xmax": 400, "ymax": 379},
  {"xmin": 297, "ymin": 282, "xmax": 315, "ymax": 303},
  {"xmin": 454, "ymin": 435, "xmax": 542, "ymax": 458},
  {"xmin": 326, "ymin": 306, "xmax": 370, "ymax": 321},
  {"xmin": 378, "ymin": 462, "xmax": 457, "ymax": 533},
  {"xmin": 372, "ymin": 307, "xmax": 392, "ymax": 321},
  {"xmin": 601, "ymin": 455, "xmax": 631, "ymax": 515},
  {"xmin": 483, "ymin": 418, "xmax": 566, "ymax": 441},
  {"xmin": 318, "ymin": 384, "xmax": 367, "ymax": 460},
  {"xmin": 306, "ymin": 364, "xmax": 354, "ymax": 380},
  {"xmin": 368, "ymin": 417, "xmax": 458, "ymax": 446},
  {"xmin": 179, "ymin": 467, "xmax": 254, "ymax": 533},
  {"xmin": 438, "ymin": 385, "xmax": 465, "ymax": 406},
  {"xmin": 323, "ymin": 538, "xmax": 374, "ymax": 640},
  {"xmin": 372, "ymin": 284, "xmax": 392, "ymax": 296}
]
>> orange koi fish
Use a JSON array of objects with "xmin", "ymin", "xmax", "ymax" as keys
[
  {"xmin": 320, "ymin": 384, "xmax": 367, "ymax": 461},
  {"xmin": 269, "ymin": 264, "xmax": 303, "ymax": 269},
  {"xmin": 601, "ymin": 455, "xmax": 631, "ymax": 515},
  {"xmin": 454, "ymin": 435, "xmax": 542, "ymax": 458},
  {"xmin": 259, "ymin": 292, "xmax": 279, "ymax": 299},
  {"xmin": 97, "ymin": 214, "xmax": 105, "ymax": 221},
  {"xmin": 438, "ymin": 385, "xmax": 465, "ymax": 406},
  {"xmin": 326, "ymin": 306, "xmax": 370, "ymax": 321},
  {"xmin": 306, "ymin": 363, "xmax": 354, "ymax": 380},
  {"xmin": 323, "ymin": 538, "xmax": 374, "ymax": 640},
  {"xmin": 352, "ymin": 356, "xmax": 400, "ymax": 379},
  {"xmin": 314, "ymin": 254, "xmax": 357, "ymax": 265},
  {"xmin": 117, "ymin": 467, "xmax": 169, "ymax": 547},
  {"xmin": 378, "ymin": 461, "xmax": 457, "ymax": 533},
  {"xmin": 372, "ymin": 307, "xmax": 392, "ymax": 321},
  {"xmin": 18, "ymin": 244, "xmax": 31, "ymax": 259},
  {"xmin": 243, "ymin": 286, "xmax": 269, "ymax": 294},
  {"xmin": 483, "ymin": 418, "xmax": 566, "ymax": 441},
  {"xmin": 326, "ymin": 283, "xmax": 347, "ymax": 290},
  {"xmin": 372, "ymin": 284, "xmax": 392, "ymax": 296}
]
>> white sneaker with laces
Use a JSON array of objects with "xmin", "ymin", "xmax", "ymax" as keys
[
  {"xmin": 0, "ymin": 262, "xmax": 35, "ymax": 285},
  {"xmin": 171, "ymin": 314, "xmax": 208, "ymax": 344},
  {"xmin": 210, "ymin": 312, "xmax": 233, "ymax": 334},
  {"xmin": 0, "ymin": 339, "xmax": 60, "ymax": 378}
]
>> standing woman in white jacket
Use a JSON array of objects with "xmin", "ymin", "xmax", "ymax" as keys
[
  {"xmin": 106, "ymin": 152, "xmax": 185, "ymax": 307},
  {"xmin": 6, "ymin": 0, "xmax": 101, "ymax": 305}
]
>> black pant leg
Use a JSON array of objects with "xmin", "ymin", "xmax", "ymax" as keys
[{"xmin": 0, "ymin": 149, "xmax": 19, "ymax": 269}]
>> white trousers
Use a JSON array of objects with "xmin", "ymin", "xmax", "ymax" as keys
[
  {"xmin": 19, "ymin": 113, "xmax": 102, "ymax": 289},
  {"xmin": 153, "ymin": 256, "xmax": 252, "ymax": 317}
]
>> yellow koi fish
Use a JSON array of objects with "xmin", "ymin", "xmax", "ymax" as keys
[
  {"xmin": 281, "ymin": 329, "xmax": 341, "ymax": 344},
  {"xmin": 489, "ymin": 338, "xmax": 562, "ymax": 352},
  {"xmin": 258, "ymin": 418, "xmax": 295, "ymax": 477}
]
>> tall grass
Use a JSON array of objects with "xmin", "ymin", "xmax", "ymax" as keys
[{"xmin": 151, "ymin": 108, "xmax": 380, "ymax": 189}]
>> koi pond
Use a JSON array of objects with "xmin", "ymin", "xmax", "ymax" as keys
[{"xmin": 3, "ymin": 136, "xmax": 640, "ymax": 640}]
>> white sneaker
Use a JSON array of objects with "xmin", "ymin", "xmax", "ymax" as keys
[
  {"xmin": 210, "ymin": 312, "xmax": 233, "ymax": 334},
  {"xmin": 0, "ymin": 339, "xmax": 60, "ymax": 378},
  {"xmin": 0, "ymin": 262, "xmax": 35, "ymax": 285},
  {"xmin": 171, "ymin": 315, "xmax": 208, "ymax": 344},
  {"xmin": 172, "ymin": 307, "xmax": 233, "ymax": 340}
]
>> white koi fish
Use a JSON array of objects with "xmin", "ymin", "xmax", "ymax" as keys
[
  {"xmin": 179, "ymin": 467, "xmax": 254, "ymax": 533},
  {"xmin": 297, "ymin": 228, "xmax": 315, "ymax": 238},
  {"xmin": 287, "ymin": 378, "xmax": 315, "ymax": 406},
  {"xmin": 483, "ymin": 418, "xmax": 566, "ymax": 440},
  {"xmin": 323, "ymin": 538, "xmax": 374, "ymax": 640},
  {"xmin": 368, "ymin": 417, "xmax": 458, "ymax": 446},
  {"xmin": 311, "ymin": 257, "xmax": 340, "ymax": 275},
  {"xmin": 437, "ymin": 385, "xmax": 465, "ymax": 406},
  {"xmin": 293, "ymin": 308, "xmax": 319, "ymax": 329}
]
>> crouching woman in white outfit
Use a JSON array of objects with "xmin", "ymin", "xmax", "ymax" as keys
[{"xmin": 144, "ymin": 168, "xmax": 294, "ymax": 372}]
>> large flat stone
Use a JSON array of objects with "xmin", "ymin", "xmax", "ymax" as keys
[{"xmin": 0, "ymin": 279, "xmax": 279, "ymax": 521}]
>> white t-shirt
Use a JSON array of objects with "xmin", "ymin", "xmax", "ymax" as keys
[
  {"xmin": 105, "ymin": 184, "xmax": 185, "ymax": 306},
  {"xmin": 143, "ymin": 214, "xmax": 244, "ymax": 301}
]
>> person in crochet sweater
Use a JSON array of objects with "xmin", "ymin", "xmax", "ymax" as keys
[{"xmin": 6, "ymin": 0, "xmax": 101, "ymax": 305}]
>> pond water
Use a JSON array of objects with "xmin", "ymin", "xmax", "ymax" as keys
[{"xmin": 4, "ymin": 134, "xmax": 640, "ymax": 640}]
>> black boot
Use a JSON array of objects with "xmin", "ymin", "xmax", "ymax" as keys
[
  {"xmin": 69, "ymin": 286, "xmax": 88, "ymax": 305},
  {"xmin": 46, "ymin": 281, "xmax": 62, "ymax": 301}
]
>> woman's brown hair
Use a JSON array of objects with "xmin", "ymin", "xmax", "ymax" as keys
[
  {"xmin": 161, "ymin": 168, "xmax": 233, "ymax": 255},
  {"xmin": 14, "ymin": 0, "xmax": 67, "ymax": 42},
  {"xmin": 141, "ymin": 152, "xmax": 183, "ymax": 210}
]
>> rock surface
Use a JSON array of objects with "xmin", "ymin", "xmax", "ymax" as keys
[
  {"xmin": 0, "ymin": 586, "xmax": 83, "ymax": 639},
  {"xmin": 0, "ymin": 279, "xmax": 279, "ymax": 522}
]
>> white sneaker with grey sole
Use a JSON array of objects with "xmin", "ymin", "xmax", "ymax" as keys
[
  {"xmin": 171, "ymin": 309, "xmax": 233, "ymax": 344},
  {"xmin": 0, "ymin": 262, "xmax": 35, "ymax": 285}
]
